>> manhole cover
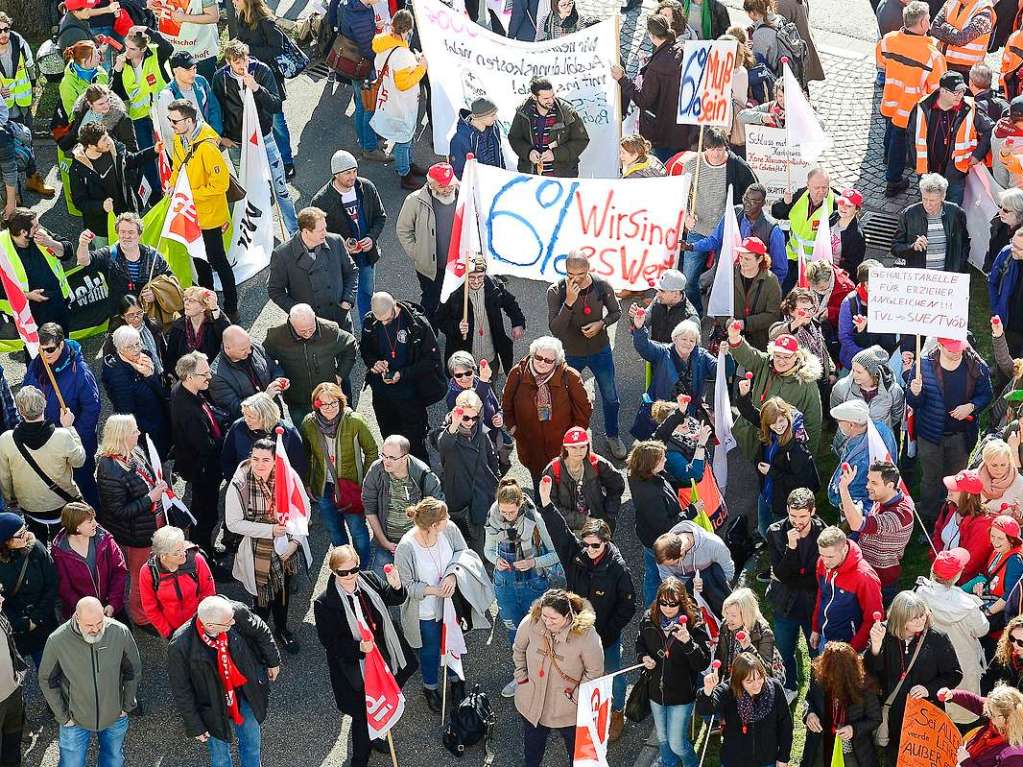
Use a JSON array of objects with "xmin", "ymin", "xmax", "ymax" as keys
[{"xmin": 861, "ymin": 211, "xmax": 901, "ymax": 265}]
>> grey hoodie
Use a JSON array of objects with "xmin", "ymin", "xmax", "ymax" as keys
[
  {"xmin": 657, "ymin": 520, "xmax": 734, "ymax": 583},
  {"xmin": 39, "ymin": 617, "xmax": 141, "ymax": 732}
]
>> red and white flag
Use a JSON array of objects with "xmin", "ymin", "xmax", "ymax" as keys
[
  {"xmin": 783, "ymin": 62, "xmax": 831, "ymax": 162},
  {"xmin": 150, "ymin": 115, "xmax": 173, "ymax": 193},
  {"xmin": 273, "ymin": 428, "xmax": 312, "ymax": 564},
  {"xmin": 441, "ymin": 597, "xmax": 466, "ymax": 681},
  {"xmin": 0, "ymin": 231, "xmax": 40, "ymax": 357},
  {"xmin": 145, "ymin": 434, "xmax": 196, "ymax": 525},
  {"xmin": 573, "ymin": 676, "xmax": 613, "ymax": 767},
  {"xmin": 161, "ymin": 165, "xmax": 208, "ymax": 266},
  {"xmin": 712, "ymin": 346, "xmax": 736, "ymax": 488},
  {"xmin": 705, "ymin": 186, "xmax": 738, "ymax": 319},
  {"xmin": 360, "ymin": 618, "xmax": 406, "ymax": 739},
  {"xmin": 439, "ymin": 156, "xmax": 482, "ymax": 303},
  {"xmin": 866, "ymin": 419, "xmax": 908, "ymax": 495}
]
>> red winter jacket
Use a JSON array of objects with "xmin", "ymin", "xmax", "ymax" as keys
[
  {"xmin": 138, "ymin": 546, "xmax": 215, "ymax": 638},
  {"xmin": 812, "ymin": 539, "xmax": 883, "ymax": 651},
  {"xmin": 820, "ymin": 267, "xmax": 855, "ymax": 328},
  {"xmin": 931, "ymin": 502, "xmax": 995, "ymax": 585},
  {"xmin": 50, "ymin": 527, "xmax": 129, "ymax": 620}
]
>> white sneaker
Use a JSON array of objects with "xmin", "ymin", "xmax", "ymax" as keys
[{"xmin": 501, "ymin": 678, "xmax": 518, "ymax": 698}]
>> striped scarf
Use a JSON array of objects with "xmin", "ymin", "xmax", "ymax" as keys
[{"xmin": 243, "ymin": 470, "xmax": 294, "ymax": 606}]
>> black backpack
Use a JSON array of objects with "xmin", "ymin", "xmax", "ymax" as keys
[{"xmin": 442, "ymin": 684, "xmax": 496, "ymax": 760}]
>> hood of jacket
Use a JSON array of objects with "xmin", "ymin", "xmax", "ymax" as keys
[
  {"xmin": 778, "ymin": 348, "xmax": 823, "ymax": 385},
  {"xmin": 372, "ymin": 31, "xmax": 407, "ymax": 55},
  {"xmin": 915, "ymin": 577, "xmax": 985, "ymax": 623},
  {"xmin": 818, "ymin": 538, "xmax": 867, "ymax": 579},
  {"xmin": 71, "ymin": 90, "xmax": 129, "ymax": 128}
]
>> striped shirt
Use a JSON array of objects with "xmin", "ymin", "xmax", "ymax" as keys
[{"xmin": 926, "ymin": 212, "xmax": 947, "ymax": 270}]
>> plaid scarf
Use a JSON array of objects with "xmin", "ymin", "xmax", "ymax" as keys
[
  {"xmin": 529, "ymin": 358, "xmax": 557, "ymax": 422},
  {"xmin": 196, "ymin": 618, "xmax": 248, "ymax": 725},
  {"xmin": 244, "ymin": 469, "xmax": 294, "ymax": 606}
]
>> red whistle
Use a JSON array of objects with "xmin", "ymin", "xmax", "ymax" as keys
[
  {"xmin": 480, "ymin": 359, "xmax": 488, "ymax": 368},
  {"xmin": 966, "ymin": 415, "xmax": 975, "ymax": 422},
  {"xmin": 842, "ymin": 462, "xmax": 851, "ymax": 473},
  {"xmin": 679, "ymin": 395, "xmax": 691, "ymax": 405},
  {"xmin": 679, "ymin": 615, "xmax": 688, "ymax": 624},
  {"xmin": 938, "ymin": 690, "xmax": 950, "ymax": 702},
  {"xmin": 384, "ymin": 564, "xmax": 394, "ymax": 574},
  {"xmin": 711, "ymin": 660, "xmax": 721, "ymax": 670},
  {"xmin": 541, "ymin": 476, "xmax": 553, "ymax": 485},
  {"xmin": 83, "ymin": 229, "xmax": 96, "ymax": 241},
  {"xmin": 455, "ymin": 407, "xmax": 464, "ymax": 416},
  {"xmin": 636, "ymin": 308, "xmax": 646, "ymax": 318},
  {"xmin": 274, "ymin": 426, "xmax": 285, "ymax": 436},
  {"xmin": 873, "ymin": 611, "xmax": 883, "ymax": 621},
  {"xmin": 745, "ymin": 372, "xmax": 753, "ymax": 381},
  {"xmin": 731, "ymin": 321, "xmax": 742, "ymax": 332},
  {"xmin": 736, "ymin": 631, "xmax": 747, "ymax": 643},
  {"xmin": 275, "ymin": 377, "xmax": 289, "ymax": 391},
  {"xmin": 994, "ymin": 316, "xmax": 1003, "ymax": 325}
]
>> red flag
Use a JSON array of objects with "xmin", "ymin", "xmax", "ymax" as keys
[
  {"xmin": 797, "ymin": 249, "xmax": 809, "ymax": 288},
  {"xmin": 274, "ymin": 427, "xmax": 310, "ymax": 536},
  {"xmin": 150, "ymin": 116, "xmax": 172, "ymax": 193},
  {"xmin": 439, "ymin": 155, "xmax": 481, "ymax": 304},
  {"xmin": 0, "ymin": 232, "xmax": 40, "ymax": 357},
  {"xmin": 361, "ymin": 620, "xmax": 406, "ymax": 739}
]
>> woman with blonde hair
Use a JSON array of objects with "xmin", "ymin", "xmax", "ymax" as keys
[
  {"xmin": 513, "ymin": 589, "xmax": 603, "ymax": 767},
  {"xmin": 938, "ymin": 685, "xmax": 1023, "ymax": 766},
  {"xmin": 980, "ymin": 439, "xmax": 1023, "ymax": 516},
  {"xmin": 96, "ymin": 413, "xmax": 167, "ymax": 629},
  {"xmin": 221, "ymin": 392, "xmax": 305, "ymax": 480},
  {"xmin": 714, "ymin": 587, "xmax": 778, "ymax": 680},
  {"xmin": 301, "ymin": 383, "xmax": 377, "ymax": 563},
  {"xmin": 620, "ymin": 134, "xmax": 666, "ymax": 178},
  {"xmin": 983, "ymin": 615, "xmax": 1023, "ymax": 693},
  {"xmin": 165, "ymin": 286, "xmax": 230, "ymax": 376}
]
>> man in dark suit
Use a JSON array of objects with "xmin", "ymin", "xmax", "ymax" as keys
[{"xmin": 267, "ymin": 206, "xmax": 359, "ymax": 331}]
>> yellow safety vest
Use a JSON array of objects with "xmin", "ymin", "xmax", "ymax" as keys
[
  {"xmin": 785, "ymin": 191, "xmax": 835, "ymax": 262},
  {"xmin": 120, "ymin": 48, "xmax": 166, "ymax": 121},
  {"xmin": 0, "ymin": 230, "xmax": 71, "ymax": 317},
  {"xmin": 0, "ymin": 45, "xmax": 32, "ymax": 110}
]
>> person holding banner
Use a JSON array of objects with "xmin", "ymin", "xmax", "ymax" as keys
[
  {"xmin": 697, "ymin": 651, "xmax": 793, "ymax": 767},
  {"xmin": 139, "ymin": 525, "xmax": 216, "ymax": 639},
  {"xmin": 313, "ymin": 545, "xmax": 417, "ymax": 767},
  {"xmin": 938, "ymin": 686, "xmax": 1023, "ymax": 767},
  {"xmin": 512, "ymin": 589, "xmax": 603, "ymax": 767},
  {"xmin": 905, "ymin": 336, "xmax": 992, "ymax": 528},
  {"xmin": 891, "ymin": 174, "xmax": 971, "ymax": 272},
  {"xmin": 610, "ymin": 16, "xmax": 690, "ymax": 164},
  {"xmin": 508, "ymin": 77, "xmax": 590, "ymax": 179},
  {"xmin": 167, "ymin": 595, "xmax": 282, "ymax": 767},
  {"xmin": 835, "ymin": 261, "xmax": 901, "ymax": 372}
]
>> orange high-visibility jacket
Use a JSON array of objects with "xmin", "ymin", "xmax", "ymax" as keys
[
  {"xmin": 937, "ymin": 0, "xmax": 994, "ymax": 70},
  {"xmin": 912, "ymin": 91, "xmax": 979, "ymax": 174},
  {"xmin": 875, "ymin": 31, "xmax": 947, "ymax": 128},
  {"xmin": 1001, "ymin": 29, "xmax": 1023, "ymax": 99}
]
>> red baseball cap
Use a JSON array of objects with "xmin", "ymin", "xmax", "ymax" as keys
[
  {"xmin": 738, "ymin": 236, "xmax": 767, "ymax": 256},
  {"xmin": 938, "ymin": 337, "xmax": 966, "ymax": 353},
  {"xmin": 837, "ymin": 188, "xmax": 863, "ymax": 208},
  {"xmin": 427, "ymin": 162, "xmax": 455, "ymax": 186},
  {"xmin": 772, "ymin": 334, "xmax": 799, "ymax": 354},
  {"xmin": 932, "ymin": 548, "xmax": 970, "ymax": 580},
  {"xmin": 563, "ymin": 427, "xmax": 590, "ymax": 446},
  {"xmin": 65, "ymin": 0, "xmax": 100, "ymax": 10},
  {"xmin": 994, "ymin": 515, "xmax": 1022, "ymax": 539},
  {"xmin": 943, "ymin": 470, "xmax": 983, "ymax": 494}
]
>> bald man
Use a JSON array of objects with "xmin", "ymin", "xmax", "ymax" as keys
[
  {"xmin": 208, "ymin": 326, "xmax": 283, "ymax": 421},
  {"xmin": 39, "ymin": 597, "xmax": 141, "ymax": 766}
]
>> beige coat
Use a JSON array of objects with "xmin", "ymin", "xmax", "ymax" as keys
[
  {"xmin": 396, "ymin": 185, "xmax": 439, "ymax": 279},
  {"xmin": 513, "ymin": 608, "xmax": 604, "ymax": 728},
  {"xmin": 0, "ymin": 427, "xmax": 84, "ymax": 515}
]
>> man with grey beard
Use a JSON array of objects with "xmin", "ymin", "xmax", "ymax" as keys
[
  {"xmin": 38, "ymin": 596, "xmax": 141, "ymax": 766},
  {"xmin": 396, "ymin": 161, "xmax": 461, "ymax": 325}
]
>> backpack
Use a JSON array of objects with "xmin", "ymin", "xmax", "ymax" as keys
[
  {"xmin": 747, "ymin": 62, "xmax": 777, "ymax": 106},
  {"xmin": 443, "ymin": 684, "xmax": 496, "ymax": 760},
  {"xmin": 771, "ymin": 17, "xmax": 808, "ymax": 85}
]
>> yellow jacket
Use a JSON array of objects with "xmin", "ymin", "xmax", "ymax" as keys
[
  {"xmin": 170, "ymin": 122, "xmax": 230, "ymax": 229},
  {"xmin": 371, "ymin": 33, "xmax": 426, "ymax": 91}
]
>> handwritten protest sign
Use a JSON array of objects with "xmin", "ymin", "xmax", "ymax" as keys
[
  {"xmin": 867, "ymin": 267, "xmax": 971, "ymax": 341},
  {"xmin": 677, "ymin": 40, "xmax": 738, "ymax": 127},
  {"xmin": 476, "ymin": 164, "xmax": 690, "ymax": 290},
  {"xmin": 414, "ymin": 0, "xmax": 619, "ymax": 178},
  {"xmin": 896, "ymin": 698, "xmax": 962, "ymax": 767},
  {"xmin": 745, "ymin": 125, "xmax": 811, "ymax": 200}
]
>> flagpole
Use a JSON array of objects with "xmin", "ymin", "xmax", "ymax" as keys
[
  {"xmin": 915, "ymin": 334, "xmax": 922, "ymax": 379},
  {"xmin": 687, "ymin": 126, "xmax": 705, "ymax": 233},
  {"xmin": 386, "ymin": 732, "xmax": 399, "ymax": 767},
  {"xmin": 440, "ymin": 626, "xmax": 449, "ymax": 724},
  {"xmin": 40, "ymin": 355, "xmax": 67, "ymax": 412},
  {"xmin": 613, "ymin": 12, "xmax": 622, "ymax": 150}
]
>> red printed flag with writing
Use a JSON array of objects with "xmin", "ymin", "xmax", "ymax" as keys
[
  {"xmin": 573, "ymin": 676, "xmax": 613, "ymax": 767},
  {"xmin": 361, "ymin": 619, "xmax": 406, "ymax": 739},
  {"xmin": 160, "ymin": 167, "xmax": 207, "ymax": 264},
  {"xmin": 440, "ymin": 156, "xmax": 482, "ymax": 303},
  {"xmin": 0, "ymin": 231, "xmax": 40, "ymax": 357}
]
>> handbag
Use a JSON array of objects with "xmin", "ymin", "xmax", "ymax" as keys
[
  {"xmin": 181, "ymin": 138, "xmax": 245, "ymax": 203},
  {"xmin": 326, "ymin": 34, "xmax": 372, "ymax": 81},
  {"xmin": 334, "ymin": 478, "xmax": 365, "ymax": 514},
  {"xmin": 875, "ymin": 630, "xmax": 926, "ymax": 747},
  {"xmin": 274, "ymin": 29, "xmax": 309, "ymax": 79},
  {"xmin": 361, "ymin": 48, "xmax": 398, "ymax": 112},
  {"xmin": 624, "ymin": 668, "xmax": 652, "ymax": 722}
]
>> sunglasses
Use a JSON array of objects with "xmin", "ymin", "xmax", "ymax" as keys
[
  {"xmin": 168, "ymin": 116, "xmax": 189, "ymax": 125},
  {"xmin": 534, "ymin": 354, "xmax": 556, "ymax": 365},
  {"xmin": 582, "ymin": 541, "xmax": 604, "ymax": 550},
  {"xmin": 461, "ymin": 414, "xmax": 480, "ymax": 423},
  {"xmin": 1011, "ymin": 636, "xmax": 1023, "ymax": 648},
  {"xmin": 335, "ymin": 565, "xmax": 360, "ymax": 577},
  {"xmin": 0, "ymin": 28, "xmax": 11, "ymax": 34},
  {"xmin": 40, "ymin": 345, "xmax": 59, "ymax": 354},
  {"xmin": 659, "ymin": 600, "xmax": 680, "ymax": 608},
  {"xmin": 452, "ymin": 371, "xmax": 474, "ymax": 379}
]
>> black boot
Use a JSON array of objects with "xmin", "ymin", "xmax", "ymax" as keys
[{"xmin": 423, "ymin": 687, "xmax": 442, "ymax": 713}]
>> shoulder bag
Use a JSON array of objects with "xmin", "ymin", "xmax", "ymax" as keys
[
  {"xmin": 326, "ymin": 34, "xmax": 373, "ymax": 81},
  {"xmin": 361, "ymin": 48, "xmax": 398, "ymax": 112},
  {"xmin": 875, "ymin": 631, "xmax": 926, "ymax": 747},
  {"xmin": 624, "ymin": 668, "xmax": 652, "ymax": 722},
  {"xmin": 12, "ymin": 434, "xmax": 82, "ymax": 505},
  {"xmin": 181, "ymin": 139, "xmax": 245, "ymax": 204},
  {"xmin": 273, "ymin": 25, "xmax": 309, "ymax": 79}
]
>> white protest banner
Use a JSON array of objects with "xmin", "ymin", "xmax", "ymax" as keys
[
  {"xmin": 414, "ymin": 0, "xmax": 619, "ymax": 178},
  {"xmin": 676, "ymin": 39, "xmax": 737, "ymax": 127},
  {"xmin": 867, "ymin": 266, "xmax": 971, "ymax": 341},
  {"xmin": 963, "ymin": 164, "xmax": 1002, "ymax": 272},
  {"xmin": 744, "ymin": 125, "xmax": 810, "ymax": 200},
  {"xmin": 572, "ymin": 676, "xmax": 613, "ymax": 767},
  {"xmin": 476, "ymin": 164, "xmax": 690, "ymax": 290}
]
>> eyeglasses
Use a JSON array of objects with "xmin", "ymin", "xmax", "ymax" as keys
[
  {"xmin": 533, "ymin": 354, "xmax": 556, "ymax": 365},
  {"xmin": 461, "ymin": 414, "xmax": 480, "ymax": 423},
  {"xmin": 382, "ymin": 453, "xmax": 405, "ymax": 461},
  {"xmin": 452, "ymin": 371, "xmax": 474, "ymax": 379},
  {"xmin": 581, "ymin": 541, "xmax": 603, "ymax": 550},
  {"xmin": 658, "ymin": 600, "xmax": 680, "ymax": 608},
  {"xmin": 168, "ymin": 116, "xmax": 189, "ymax": 125},
  {"xmin": 40, "ymin": 345, "xmax": 59, "ymax": 354},
  {"xmin": 123, "ymin": 311, "xmax": 144, "ymax": 321},
  {"xmin": 0, "ymin": 28, "xmax": 11, "ymax": 34},
  {"xmin": 318, "ymin": 400, "xmax": 340, "ymax": 410},
  {"xmin": 335, "ymin": 565, "xmax": 360, "ymax": 577}
]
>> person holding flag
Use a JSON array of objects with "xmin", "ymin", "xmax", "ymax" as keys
[
  {"xmin": 313, "ymin": 545, "xmax": 418, "ymax": 767},
  {"xmin": 225, "ymin": 437, "xmax": 310, "ymax": 655},
  {"xmin": 729, "ymin": 236, "xmax": 782, "ymax": 351},
  {"xmin": 771, "ymin": 167, "xmax": 837, "ymax": 292}
]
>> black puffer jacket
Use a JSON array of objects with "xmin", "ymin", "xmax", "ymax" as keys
[
  {"xmin": 96, "ymin": 451, "xmax": 160, "ymax": 549},
  {"xmin": 0, "ymin": 541, "xmax": 58, "ymax": 656},
  {"xmin": 540, "ymin": 454, "xmax": 626, "ymax": 533},
  {"xmin": 540, "ymin": 501, "xmax": 637, "ymax": 647},
  {"xmin": 167, "ymin": 601, "xmax": 281, "ymax": 743},
  {"xmin": 635, "ymin": 614, "xmax": 710, "ymax": 705}
]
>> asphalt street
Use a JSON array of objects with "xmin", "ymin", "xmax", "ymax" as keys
[{"xmin": 11, "ymin": 39, "xmax": 771, "ymax": 765}]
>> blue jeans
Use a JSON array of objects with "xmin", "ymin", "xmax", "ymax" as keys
[
  {"xmin": 271, "ymin": 111, "xmax": 294, "ymax": 167},
  {"xmin": 773, "ymin": 613, "xmax": 812, "ymax": 693},
  {"xmin": 207, "ymin": 698, "xmax": 262, "ymax": 767},
  {"xmin": 681, "ymin": 232, "xmax": 706, "ymax": 314},
  {"xmin": 757, "ymin": 496, "xmax": 778, "ymax": 541},
  {"xmin": 643, "ymin": 547, "xmax": 661, "ymax": 608},
  {"xmin": 263, "ymin": 132, "xmax": 298, "ymax": 235},
  {"xmin": 58, "ymin": 714, "xmax": 128, "ymax": 767},
  {"xmin": 884, "ymin": 119, "xmax": 908, "ymax": 184},
  {"xmin": 419, "ymin": 618, "xmax": 459, "ymax": 689},
  {"xmin": 317, "ymin": 487, "xmax": 372, "ymax": 564},
  {"xmin": 565, "ymin": 345, "xmax": 620, "ymax": 438},
  {"xmin": 393, "ymin": 140, "xmax": 412, "ymax": 176},
  {"xmin": 354, "ymin": 257, "xmax": 375, "ymax": 326},
  {"xmin": 650, "ymin": 700, "xmax": 698, "ymax": 767},
  {"xmin": 494, "ymin": 570, "xmax": 549, "ymax": 644},
  {"xmin": 353, "ymin": 84, "xmax": 379, "ymax": 152},
  {"xmin": 603, "ymin": 639, "xmax": 627, "ymax": 712}
]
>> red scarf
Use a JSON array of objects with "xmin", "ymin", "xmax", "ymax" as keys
[
  {"xmin": 856, "ymin": 283, "xmax": 868, "ymax": 303},
  {"xmin": 196, "ymin": 618, "xmax": 248, "ymax": 725},
  {"xmin": 966, "ymin": 722, "xmax": 1007, "ymax": 759}
]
